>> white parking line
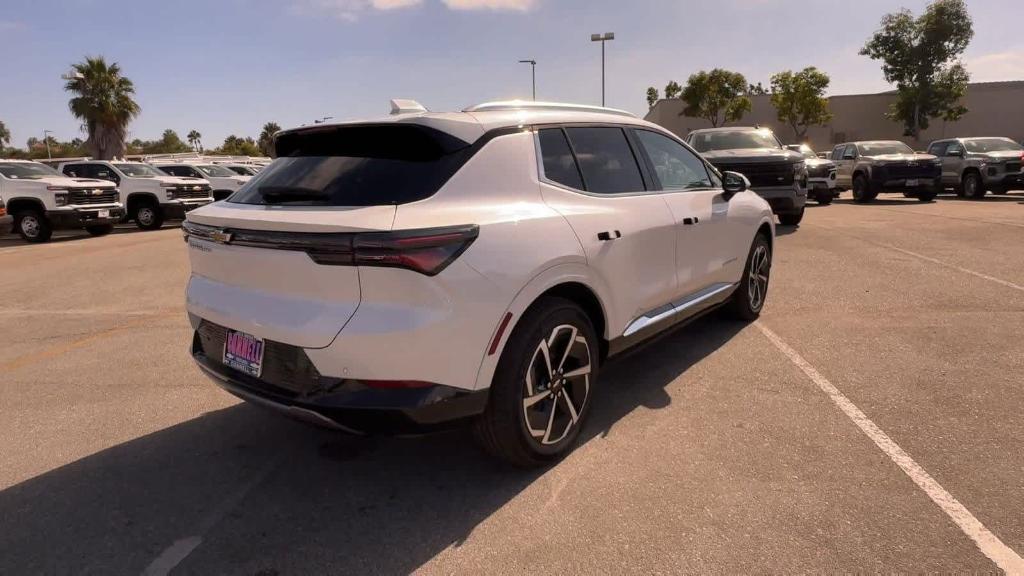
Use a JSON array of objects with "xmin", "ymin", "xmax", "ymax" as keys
[
  {"xmin": 755, "ymin": 322, "xmax": 1024, "ymax": 574},
  {"xmin": 141, "ymin": 455, "xmax": 282, "ymax": 576}
]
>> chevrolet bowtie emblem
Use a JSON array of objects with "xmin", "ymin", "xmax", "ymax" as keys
[{"xmin": 210, "ymin": 230, "xmax": 233, "ymax": 244}]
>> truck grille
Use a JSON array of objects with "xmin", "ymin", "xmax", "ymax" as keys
[
  {"xmin": 69, "ymin": 188, "xmax": 118, "ymax": 205},
  {"xmin": 711, "ymin": 161, "xmax": 795, "ymax": 188},
  {"xmin": 1005, "ymin": 162, "xmax": 1021, "ymax": 174},
  {"xmin": 194, "ymin": 320, "xmax": 322, "ymax": 398},
  {"xmin": 881, "ymin": 162, "xmax": 939, "ymax": 180},
  {"xmin": 176, "ymin": 186, "xmax": 212, "ymax": 199}
]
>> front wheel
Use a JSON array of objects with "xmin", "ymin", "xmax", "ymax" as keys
[
  {"xmin": 778, "ymin": 207, "xmax": 805, "ymax": 226},
  {"xmin": 134, "ymin": 202, "xmax": 165, "ymax": 230},
  {"xmin": 474, "ymin": 297, "xmax": 598, "ymax": 468},
  {"xmin": 962, "ymin": 172, "xmax": 986, "ymax": 199},
  {"xmin": 14, "ymin": 210, "xmax": 52, "ymax": 243},
  {"xmin": 727, "ymin": 234, "xmax": 772, "ymax": 321},
  {"xmin": 852, "ymin": 174, "xmax": 876, "ymax": 203},
  {"xmin": 816, "ymin": 192, "xmax": 833, "ymax": 206},
  {"xmin": 85, "ymin": 224, "xmax": 114, "ymax": 236},
  {"xmin": 916, "ymin": 190, "xmax": 936, "ymax": 202}
]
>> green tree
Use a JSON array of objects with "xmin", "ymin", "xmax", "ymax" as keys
[
  {"xmin": 64, "ymin": 56, "xmax": 140, "ymax": 159},
  {"xmin": 664, "ymin": 80, "xmax": 682, "ymax": 100},
  {"xmin": 187, "ymin": 129, "xmax": 202, "ymax": 152},
  {"xmin": 645, "ymin": 87, "xmax": 659, "ymax": 108},
  {"xmin": 679, "ymin": 69, "xmax": 752, "ymax": 127},
  {"xmin": 747, "ymin": 82, "xmax": 768, "ymax": 95},
  {"xmin": 257, "ymin": 122, "xmax": 281, "ymax": 156},
  {"xmin": 860, "ymin": 0, "xmax": 973, "ymax": 139},
  {"xmin": 216, "ymin": 135, "xmax": 261, "ymax": 156},
  {"xmin": 0, "ymin": 120, "xmax": 10, "ymax": 150},
  {"xmin": 769, "ymin": 67, "xmax": 833, "ymax": 140}
]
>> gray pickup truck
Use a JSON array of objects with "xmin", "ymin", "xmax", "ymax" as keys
[
  {"xmin": 831, "ymin": 140, "xmax": 940, "ymax": 203},
  {"xmin": 926, "ymin": 137, "xmax": 1024, "ymax": 199},
  {"xmin": 687, "ymin": 127, "xmax": 808, "ymax": 225}
]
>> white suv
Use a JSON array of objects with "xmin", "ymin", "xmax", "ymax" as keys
[
  {"xmin": 183, "ymin": 101, "xmax": 775, "ymax": 466},
  {"xmin": 0, "ymin": 159, "xmax": 124, "ymax": 242},
  {"xmin": 58, "ymin": 160, "xmax": 213, "ymax": 230},
  {"xmin": 153, "ymin": 162, "xmax": 251, "ymax": 201}
]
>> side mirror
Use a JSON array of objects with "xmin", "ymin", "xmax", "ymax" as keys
[{"xmin": 722, "ymin": 171, "xmax": 748, "ymax": 198}]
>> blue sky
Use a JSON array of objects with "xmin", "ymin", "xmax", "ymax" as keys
[{"xmin": 2, "ymin": 0, "xmax": 1022, "ymax": 149}]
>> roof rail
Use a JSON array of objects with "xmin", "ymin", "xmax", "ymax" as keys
[{"xmin": 464, "ymin": 100, "xmax": 636, "ymax": 118}]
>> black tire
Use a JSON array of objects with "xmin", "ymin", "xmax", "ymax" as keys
[
  {"xmin": 134, "ymin": 200, "xmax": 165, "ymax": 230},
  {"xmin": 473, "ymin": 296, "xmax": 599, "ymax": 468},
  {"xmin": 14, "ymin": 209, "xmax": 52, "ymax": 243},
  {"xmin": 778, "ymin": 207, "xmax": 805, "ymax": 226},
  {"xmin": 962, "ymin": 171, "xmax": 986, "ymax": 199},
  {"xmin": 85, "ymin": 224, "xmax": 115, "ymax": 236},
  {"xmin": 727, "ymin": 233, "xmax": 772, "ymax": 321},
  {"xmin": 990, "ymin": 188, "xmax": 1008, "ymax": 195},
  {"xmin": 916, "ymin": 190, "xmax": 936, "ymax": 202},
  {"xmin": 816, "ymin": 191, "xmax": 833, "ymax": 205},
  {"xmin": 852, "ymin": 174, "xmax": 876, "ymax": 203}
]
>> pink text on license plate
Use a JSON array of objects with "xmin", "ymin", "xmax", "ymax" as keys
[{"xmin": 224, "ymin": 330, "xmax": 264, "ymax": 377}]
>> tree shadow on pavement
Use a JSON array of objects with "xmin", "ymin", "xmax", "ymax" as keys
[{"xmin": 0, "ymin": 315, "xmax": 744, "ymax": 575}]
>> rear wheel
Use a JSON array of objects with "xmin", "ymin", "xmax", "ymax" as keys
[
  {"xmin": 728, "ymin": 234, "xmax": 771, "ymax": 321},
  {"xmin": 14, "ymin": 210, "xmax": 52, "ymax": 243},
  {"xmin": 474, "ymin": 297, "xmax": 598, "ymax": 467},
  {"xmin": 134, "ymin": 200, "xmax": 165, "ymax": 230},
  {"xmin": 86, "ymin": 224, "xmax": 114, "ymax": 236},
  {"xmin": 916, "ymin": 189, "xmax": 936, "ymax": 202},
  {"xmin": 778, "ymin": 207, "xmax": 805, "ymax": 226},
  {"xmin": 962, "ymin": 171, "xmax": 986, "ymax": 199},
  {"xmin": 852, "ymin": 174, "xmax": 876, "ymax": 203},
  {"xmin": 816, "ymin": 191, "xmax": 833, "ymax": 205}
]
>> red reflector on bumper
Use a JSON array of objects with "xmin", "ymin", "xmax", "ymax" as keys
[{"xmin": 488, "ymin": 312, "xmax": 513, "ymax": 356}]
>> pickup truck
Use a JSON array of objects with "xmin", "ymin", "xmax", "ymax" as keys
[
  {"xmin": 59, "ymin": 160, "xmax": 213, "ymax": 230},
  {"xmin": 926, "ymin": 137, "xmax": 1024, "ymax": 199},
  {"xmin": 0, "ymin": 159, "xmax": 124, "ymax": 243},
  {"xmin": 831, "ymin": 141, "xmax": 940, "ymax": 203}
]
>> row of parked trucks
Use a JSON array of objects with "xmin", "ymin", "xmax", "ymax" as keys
[{"xmin": 0, "ymin": 156, "xmax": 268, "ymax": 242}]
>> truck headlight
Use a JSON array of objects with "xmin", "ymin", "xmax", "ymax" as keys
[
  {"xmin": 48, "ymin": 187, "xmax": 69, "ymax": 206},
  {"xmin": 165, "ymin": 188, "xmax": 178, "ymax": 200}
]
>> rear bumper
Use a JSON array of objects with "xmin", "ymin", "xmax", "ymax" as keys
[
  {"xmin": 191, "ymin": 328, "xmax": 488, "ymax": 434},
  {"xmin": 46, "ymin": 207, "xmax": 125, "ymax": 229},
  {"xmin": 0, "ymin": 214, "xmax": 12, "ymax": 235}
]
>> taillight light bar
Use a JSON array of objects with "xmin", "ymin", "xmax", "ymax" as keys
[{"xmin": 183, "ymin": 221, "xmax": 478, "ymax": 276}]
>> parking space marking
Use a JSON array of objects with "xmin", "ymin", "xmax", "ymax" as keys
[
  {"xmin": 755, "ymin": 322, "xmax": 1024, "ymax": 573},
  {"xmin": 859, "ymin": 204, "xmax": 1024, "ymax": 230},
  {"xmin": 141, "ymin": 455, "xmax": 283, "ymax": 576},
  {"xmin": 821, "ymin": 228, "xmax": 1024, "ymax": 294}
]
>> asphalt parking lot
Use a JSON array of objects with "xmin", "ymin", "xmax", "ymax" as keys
[{"xmin": 2, "ymin": 191, "xmax": 1023, "ymax": 574}]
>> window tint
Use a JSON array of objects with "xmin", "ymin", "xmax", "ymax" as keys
[
  {"xmin": 564, "ymin": 127, "xmax": 644, "ymax": 194},
  {"xmin": 62, "ymin": 164, "xmax": 86, "ymax": 177},
  {"xmin": 634, "ymin": 130, "xmax": 711, "ymax": 190},
  {"xmin": 945, "ymin": 142, "xmax": 964, "ymax": 156},
  {"xmin": 831, "ymin": 145, "xmax": 845, "ymax": 160},
  {"xmin": 229, "ymin": 124, "xmax": 473, "ymax": 206},
  {"xmin": 538, "ymin": 129, "xmax": 584, "ymax": 189},
  {"xmin": 842, "ymin": 145, "xmax": 856, "ymax": 159},
  {"xmin": 927, "ymin": 142, "xmax": 946, "ymax": 156}
]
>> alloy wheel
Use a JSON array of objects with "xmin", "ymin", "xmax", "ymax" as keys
[
  {"xmin": 747, "ymin": 244, "xmax": 770, "ymax": 311},
  {"xmin": 522, "ymin": 324, "xmax": 592, "ymax": 446}
]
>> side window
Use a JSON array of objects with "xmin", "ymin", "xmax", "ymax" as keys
[
  {"xmin": 161, "ymin": 166, "xmax": 183, "ymax": 177},
  {"xmin": 93, "ymin": 165, "xmax": 115, "ymax": 181},
  {"xmin": 564, "ymin": 127, "xmax": 645, "ymax": 194},
  {"xmin": 184, "ymin": 167, "xmax": 202, "ymax": 178},
  {"xmin": 63, "ymin": 164, "xmax": 85, "ymax": 177},
  {"xmin": 842, "ymin": 145, "xmax": 857, "ymax": 160},
  {"xmin": 831, "ymin": 145, "xmax": 844, "ymax": 160},
  {"xmin": 945, "ymin": 142, "xmax": 963, "ymax": 156},
  {"xmin": 537, "ymin": 129, "xmax": 584, "ymax": 190},
  {"xmin": 927, "ymin": 142, "xmax": 946, "ymax": 156},
  {"xmin": 633, "ymin": 130, "xmax": 711, "ymax": 190}
]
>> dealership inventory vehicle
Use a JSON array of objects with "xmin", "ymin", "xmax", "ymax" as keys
[
  {"xmin": 0, "ymin": 159, "xmax": 123, "ymax": 242},
  {"xmin": 153, "ymin": 162, "xmax": 251, "ymax": 201},
  {"xmin": 686, "ymin": 127, "xmax": 808, "ymax": 225},
  {"xmin": 831, "ymin": 141, "xmax": 940, "ymax": 203},
  {"xmin": 58, "ymin": 160, "xmax": 212, "ymax": 230},
  {"xmin": 926, "ymin": 137, "xmax": 1024, "ymax": 199},
  {"xmin": 0, "ymin": 197, "xmax": 12, "ymax": 236},
  {"xmin": 183, "ymin": 100, "xmax": 775, "ymax": 466},
  {"xmin": 786, "ymin": 144, "xmax": 836, "ymax": 205},
  {"xmin": 221, "ymin": 164, "xmax": 261, "ymax": 176}
]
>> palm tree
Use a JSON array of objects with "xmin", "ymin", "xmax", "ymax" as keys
[
  {"xmin": 63, "ymin": 56, "xmax": 140, "ymax": 160},
  {"xmin": 258, "ymin": 122, "xmax": 281, "ymax": 157},
  {"xmin": 187, "ymin": 129, "xmax": 202, "ymax": 152}
]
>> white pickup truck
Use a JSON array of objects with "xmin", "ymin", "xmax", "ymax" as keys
[
  {"xmin": 58, "ymin": 160, "xmax": 213, "ymax": 230},
  {"xmin": 152, "ymin": 162, "xmax": 251, "ymax": 201},
  {"xmin": 0, "ymin": 159, "xmax": 124, "ymax": 243}
]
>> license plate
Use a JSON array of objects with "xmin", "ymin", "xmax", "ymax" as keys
[
  {"xmin": 223, "ymin": 329, "xmax": 264, "ymax": 377},
  {"xmin": 905, "ymin": 179, "xmax": 919, "ymax": 187},
  {"xmin": 97, "ymin": 209, "xmax": 110, "ymax": 218}
]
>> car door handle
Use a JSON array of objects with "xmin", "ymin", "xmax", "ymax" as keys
[
  {"xmin": 597, "ymin": 230, "xmax": 622, "ymax": 241},
  {"xmin": 682, "ymin": 217, "xmax": 700, "ymax": 225}
]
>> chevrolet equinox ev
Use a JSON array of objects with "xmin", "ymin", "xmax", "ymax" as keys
[{"xmin": 183, "ymin": 101, "xmax": 776, "ymax": 467}]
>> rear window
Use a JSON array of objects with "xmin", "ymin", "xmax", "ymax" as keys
[
  {"xmin": 538, "ymin": 128, "xmax": 584, "ymax": 189},
  {"xmin": 229, "ymin": 124, "xmax": 473, "ymax": 206}
]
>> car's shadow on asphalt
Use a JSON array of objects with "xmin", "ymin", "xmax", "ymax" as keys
[
  {"xmin": 0, "ymin": 223, "xmax": 176, "ymax": 248},
  {"xmin": 0, "ymin": 314, "xmax": 745, "ymax": 574}
]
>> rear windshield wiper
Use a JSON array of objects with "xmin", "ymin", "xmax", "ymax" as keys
[{"xmin": 257, "ymin": 186, "xmax": 328, "ymax": 203}]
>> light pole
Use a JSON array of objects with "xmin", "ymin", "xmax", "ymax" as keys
[
  {"xmin": 518, "ymin": 59, "xmax": 537, "ymax": 101},
  {"xmin": 43, "ymin": 130, "xmax": 53, "ymax": 160},
  {"xmin": 590, "ymin": 32, "xmax": 615, "ymax": 106}
]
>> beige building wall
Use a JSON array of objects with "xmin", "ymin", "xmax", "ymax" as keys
[{"xmin": 644, "ymin": 81, "xmax": 1024, "ymax": 153}]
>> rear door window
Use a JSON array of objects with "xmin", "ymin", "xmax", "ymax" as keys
[
  {"xmin": 229, "ymin": 124, "xmax": 473, "ymax": 206},
  {"xmin": 564, "ymin": 127, "xmax": 645, "ymax": 194},
  {"xmin": 537, "ymin": 128, "xmax": 584, "ymax": 190}
]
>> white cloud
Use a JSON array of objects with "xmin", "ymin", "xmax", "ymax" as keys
[
  {"xmin": 965, "ymin": 49, "xmax": 1024, "ymax": 83},
  {"xmin": 440, "ymin": 0, "xmax": 538, "ymax": 11},
  {"xmin": 292, "ymin": 0, "xmax": 422, "ymax": 21}
]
